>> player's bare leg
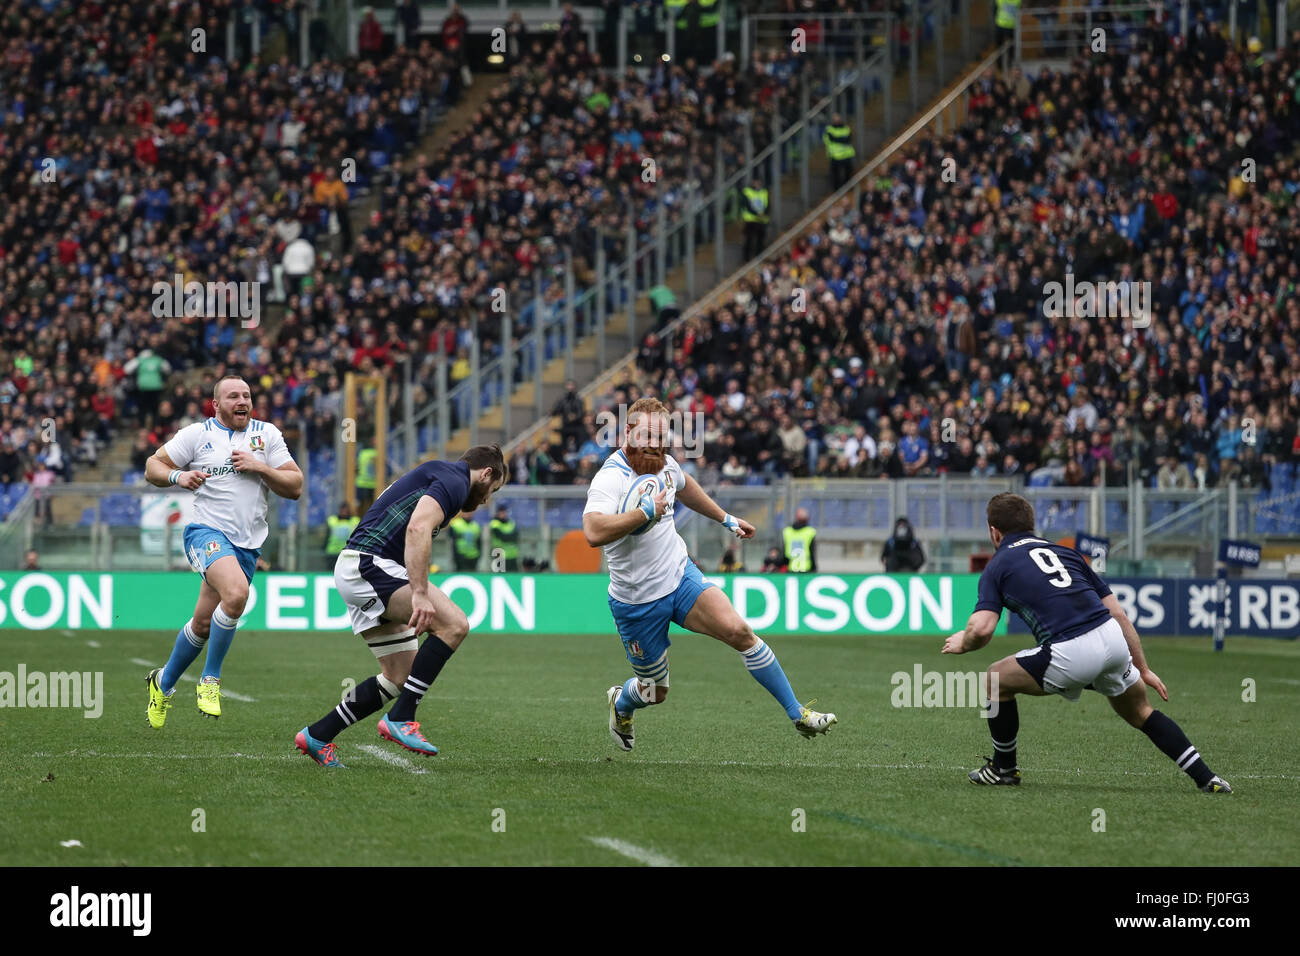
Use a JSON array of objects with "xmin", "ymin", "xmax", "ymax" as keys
[
  {"xmin": 376, "ymin": 583, "xmax": 470, "ymax": 755},
  {"xmin": 969, "ymin": 655, "xmax": 1046, "ymax": 786},
  {"xmin": 191, "ymin": 556, "xmax": 250, "ymax": 718},
  {"xmin": 1107, "ymin": 679, "xmax": 1231, "ymax": 793},
  {"xmin": 682, "ymin": 587, "xmax": 836, "ymax": 737}
]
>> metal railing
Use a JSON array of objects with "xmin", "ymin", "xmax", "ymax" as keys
[
  {"xmin": 507, "ymin": 39, "xmax": 1010, "ymax": 464},
  {"xmin": 1015, "ymin": 3, "xmax": 1169, "ymax": 62},
  {"xmin": 389, "ymin": 3, "xmax": 996, "ymax": 463},
  {"xmin": 399, "ymin": 42, "xmax": 897, "ymax": 463},
  {"xmin": 23, "ymin": 483, "xmax": 303, "ymax": 574},
  {"xmin": 745, "ymin": 0, "xmax": 978, "ymax": 114},
  {"xmin": 16, "ymin": 476, "xmax": 1294, "ymax": 574},
  {"xmin": 1015, "ymin": 1, "xmax": 1293, "ymax": 64}
]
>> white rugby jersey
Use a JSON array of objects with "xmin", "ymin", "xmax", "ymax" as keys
[
  {"xmin": 583, "ymin": 448, "xmax": 688, "ymax": 605},
  {"xmin": 165, "ymin": 417, "xmax": 294, "ymax": 549}
]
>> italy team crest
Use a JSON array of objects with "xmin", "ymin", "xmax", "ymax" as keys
[
  {"xmin": 205, "ymin": 540, "xmax": 221, "ymax": 556},
  {"xmin": 628, "ymin": 640, "xmax": 643, "ymax": 658},
  {"xmin": 249, "ymin": 435, "xmax": 265, "ymax": 451}
]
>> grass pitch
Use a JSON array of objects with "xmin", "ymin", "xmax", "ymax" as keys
[{"xmin": 1, "ymin": 627, "xmax": 1296, "ymax": 866}]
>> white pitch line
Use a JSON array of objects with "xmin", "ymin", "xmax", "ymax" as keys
[
  {"xmin": 431, "ymin": 755, "xmax": 1300, "ymax": 782},
  {"xmin": 128, "ymin": 659, "xmax": 256, "ymax": 701},
  {"xmin": 356, "ymin": 744, "xmax": 430, "ymax": 774},
  {"xmin": 587, "ymin": 837, "xmax": 682, "ymax": 867},
  {"xmin": 86, "ymin": 641, "xmax": 101, "ymax": 648},
  {"xmin": 24, "ymin": 750, "xmax": 1297, "ymax": 782},
  {"xmin": 30, "ymin": 751, "xmax": 297, "ymax": 761}
]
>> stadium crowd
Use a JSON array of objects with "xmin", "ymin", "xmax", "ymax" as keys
[
  {"xmin": 0, "ymin": 0, "xmax": 814, "ymax": 493},
  {"xmin": 515, "ymin": 23, "xmax": 1300, "ymax": 496},
  {"xmin": 0, "ymin": 0, "xmax": 458, "ymax": 486},
  {"xmin": 4, "ymin": 0, "xmax": 1298, "ymax": 518}
]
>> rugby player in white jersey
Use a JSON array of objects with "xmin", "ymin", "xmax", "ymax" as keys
[
  {"xmin": 142, "ymin": 376, "xmax": 303, "ymax": 726},
  {"xmin": 583, "ymin": 397, "xmax": 837, "ymax": 750}
]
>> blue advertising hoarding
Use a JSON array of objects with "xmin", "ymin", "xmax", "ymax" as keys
[{"xmin": 1004, "ymin": 578, "xmax": 1300, "ymax": 639}]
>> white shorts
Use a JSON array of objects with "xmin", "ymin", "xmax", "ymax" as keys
[
  {"xmin": 333, "ymin": 549, "xmax": 417, "ymax": 657},
  {"xmin": 1014, "ymin": 617, "xmax": 1141, "ymax": 702}
]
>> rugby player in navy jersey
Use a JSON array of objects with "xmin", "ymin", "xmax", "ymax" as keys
[
  {"xmin": 943, "ymin": 493, "xmax": 1231, "ymax": 793},
  {"xmin": 295, "ymin": 445, "xmax": 506, "ymax": 767}
]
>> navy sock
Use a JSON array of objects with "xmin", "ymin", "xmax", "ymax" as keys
[
  {"xmin": 309, "ymin": 676, "xmax": 397, "ymax": 743},
  {"xmin": 387, "ymin": 636, "xmax": 454, "ymax": 722},
  {"xmin": 987, "ymin": 697, "xmax": 1019, "ymax": 770},
  {"xmin": 1141, "ymin": 710, "xmax": 1215, "ymax": 787}
]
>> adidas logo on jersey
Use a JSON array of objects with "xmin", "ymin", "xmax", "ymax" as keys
[{"xmin": 198, "ymin": 442, "xmax": 213, "ymax": 453}]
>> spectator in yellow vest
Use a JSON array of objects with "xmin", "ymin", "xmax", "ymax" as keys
[
  {"xmin": 781, "ymin": 507, "xmax": 817, "ymax": 573},
  {"xmin": 356, "ymin": 446, "xmax": 378, "ymax": 512},
  {"xmin": 995, "ymin": 0, "xmax": 1021, "ymax": 66},
  {"xmin": 823, "ymin": 113, "xmax": 855, "ymax": 190},
  {"xmin": 741, "ymin": 176, "xmax": 770, "ymax": 260},
  {"xmin": 326, "ymin": 502, "xmax": 360, "ymax": 556},
  {"xmin": 489, "ymin": 504, "xmax": 520, "ymax": 571},
  {"xmin": 449, "ymin": 510, "xmax": 482, "ymax": 571}
]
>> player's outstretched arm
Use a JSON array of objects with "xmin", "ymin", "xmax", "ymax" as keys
[
  {"xmin": 676, "ymin": 474, "xmax": 755, "ymax": 538},
  {"xmin": 583, "ymin": 491, "xmax": 666, "ymax": 547},
  {"xmin": 1101, "ymin": 593, "xmax": 1167, "ymax": 700},
  {"xmin": 145, "ymin": 446, "xmax": 209, "ymax": 490},
  {"xmin": 942, "ymin": 610, "xmax": 1000, "ymax": 654},
  {"xmin": 404, "ymin": 494, "xmax": 445, "ymax": 635}
]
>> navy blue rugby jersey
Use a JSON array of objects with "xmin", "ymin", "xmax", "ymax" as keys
[
  {"xmin": 974, "ymin": 532, "xmax": 1113, "ymax": 646},
  {"xmin": 348, "ymin": 460, "xmax": 471, "ymax": 563}
]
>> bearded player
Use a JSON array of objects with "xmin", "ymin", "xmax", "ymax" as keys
[
  {"xmin": 143, "ymin": 376, "xmax": 303, "ymax": 727},
  {"xmin": 584, "ymin": 398, "xmax": 836, "ymax": 751},
  {"xmin": 294, "ymin": 445, "xmax": 506, "ymax": 768},
  {"xmin": 944, "ymin": 493, "xmax": 1231, "ymax": 793}
]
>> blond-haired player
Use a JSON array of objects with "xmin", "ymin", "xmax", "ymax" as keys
[{"xmin": 583, "ymin": 397, "xmax": 836, "ymax": 750}]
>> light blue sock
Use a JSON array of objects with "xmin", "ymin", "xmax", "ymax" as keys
[
  {"xmin": 615, "ymin": 677, "xmax": 651, "ymax": 715},
  {"xmin": 741, "ymin": 640, "xmax": 802, "ymax": 720},
  {"xmin": 160, "ymin": 619, "xmax": 205, "ymax": 696},
  {"xmin": 200, "ymin": 605, "xmax": 240, "ymax": 682}
]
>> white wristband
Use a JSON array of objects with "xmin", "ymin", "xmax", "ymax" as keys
[{"xmin": 169, "ymin": 470, "xmax": 181, "ymax": 485}]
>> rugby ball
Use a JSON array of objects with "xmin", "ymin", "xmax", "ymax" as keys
[{"xmin": 620, "ymin": 474, "xmax": 663, "ymax": 537}]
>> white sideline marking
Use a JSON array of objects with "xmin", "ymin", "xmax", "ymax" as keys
[
  {"xmin": 86, "ymin": 641, "xmax": 101, "ymax": 648},
  {"xmin": 25, "ymin": 751, "xmax": 1296, "ymax": 783},
  {"xmin": 357, "ymin": 744, "xmax": 429, "ymax": 774},
  {"xmin": 454, "ymin": 756, "xmax": 1300, "ymax": 782},
  {"xmin": 587, "ymin": 837, "xmax": 682, "ymax": 867},
  {"xmin": 129, "ymin": 658, "xmax": 256, "ymax": 701},
  {"xmin": 60, "ymin": 840, "xmax": 83, "ymax": 848},
  {"xmin": 31, "ymin": 754, "xmax": 297, "ymax": 764},
  {"xmin": 1272, "ymin": 678, "xmax": 1300, "ymax": 686}
]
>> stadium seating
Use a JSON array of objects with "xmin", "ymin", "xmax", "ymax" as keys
[{"xmin": 525, "ymin": 27, "xmax": 1299, "ymax": 511}]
